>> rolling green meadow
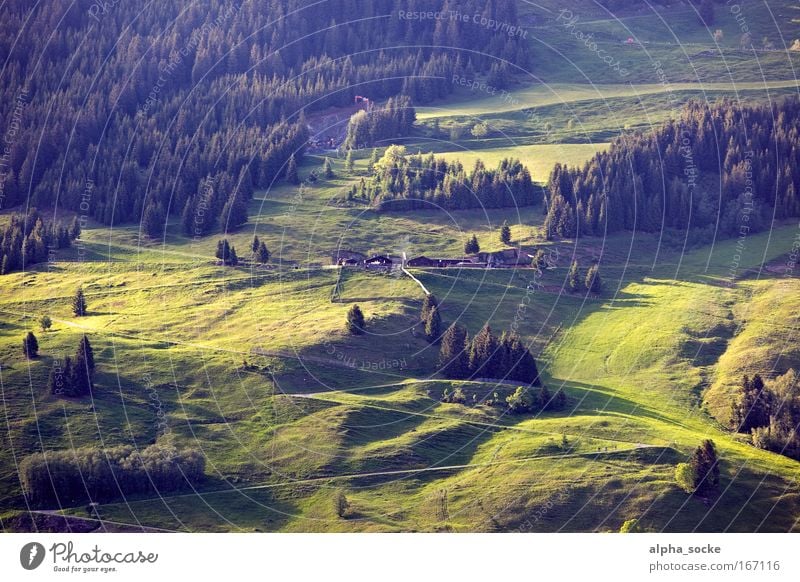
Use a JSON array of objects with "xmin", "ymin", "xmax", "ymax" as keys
[{"xmin": 2, "ymin": 0, "xmax": 800, "ymax": 533}]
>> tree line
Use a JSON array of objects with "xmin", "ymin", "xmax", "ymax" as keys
[
  {"xmin": 20, "ymin": 443, "xmax": 205, "ymax": 506},
  {"xmin": 344, "ymin": 96, "xmax": 416, "ymax": 149},
  {"xmin": 544, "ymin": 98, "xmax": 800, "ymax": 242},
  {"xmin": 1, "ymin": 210, "xmax": 80, "ymax": 275},
  {"xmin": 348, "ymin": 146, "xmax": 540, "ymax": 211},
  {"xmin": 438, "ymin": 320, "xmax": 541, "ymax": 385},
  {"xmin": 0, "ymin": 0, "xmax": 528, "ymax": 234},
  {"xmin": 731, "ymin": 370, "xmax": 800, "ymax": 460}
]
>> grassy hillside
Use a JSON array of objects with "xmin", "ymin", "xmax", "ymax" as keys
[
  {"xmin": 2, "ymin": 193, "xmax": 800, "ymax": 531},
  {"xmin": 3, "ymin": 0, "xmax": 800, "ymax": 533}
]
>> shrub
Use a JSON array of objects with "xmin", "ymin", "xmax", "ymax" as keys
[{"xmin": 20, "ymin": 443, "xmax": 205, "ymax": 506}]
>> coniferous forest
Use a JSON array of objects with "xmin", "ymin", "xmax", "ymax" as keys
[
  {"xmin": 0, "ymin": 0, "xmax": 528, "ymax": 233},
  {"xmin": 351, "ymin": 147, "xmax": 539, "ymax": 211},
  {"xmin": 4, "ymin": 0, "xmax": 800, "ymax": 543},
  {"xmin": 544, "ymin": 98, "xmax": 800, "ymax": 241}
]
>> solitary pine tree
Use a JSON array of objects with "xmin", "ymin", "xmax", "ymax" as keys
[
  {"xmin": 323, "ymin": 157, "xmax": 335, "ymax": 179},
  {"xmin": 286, "ymin": 154, "xmax": 300, "ymax": 185},
  {"xmin": 424, "ymin": 306, "xmax": 442, "ymax": 343},
  {"xmin": 500, "ymin": 221, "xmax": 512, "ymax": 245},
  {"xmin": 438, "ymin": 324, "xmax": 470, "ymax": 379},
  {"xmin": 345, "ymin": 150, "xmax": 354, "ymax": 174},
  {"xmin": 22, "ymin": 331, "xmax": 39, "ymax": 359},
  {"xmin": 567, "ymin": 260, "xmax": 581, "ymax": 292},
  {"xmin": 464, "ymin": 234, "xmax": 480, "ymax": 254},
  {"xmin": 585, "ymin": 263, "xmax": 602, "ymax": 294},
  {"xmin": 256, "ymin": 242, "xmax": 270, "ymax": 264},
  {"xmin": 72, "ymin": 348, "xmax": 93, "ymax": 397},
  {"xmin": 347, "ymin": 304, "xmax": 365, "ymax": 335},
  {"xmin": 251, "ymin": 235, "xmax": 260, "ymax": 254},
  {"xmin": 73, "ymin": 286, "xmax": 87, "ymax": 317}
]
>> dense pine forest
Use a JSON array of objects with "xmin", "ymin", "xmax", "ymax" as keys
[
  {"xmin": 544, "ymin": 98, "xmax": 800, "ymax": 241},
  {"xmin": 0, "ymin": 209, "xmax": 79, "ymax": 274},
  {"xmin": 0, "ymin": 0, "xmax": 529, "ymax": 231},
  {"xmin": 353, "ymin": 146, "xmax": 539, "ymax": 211}
]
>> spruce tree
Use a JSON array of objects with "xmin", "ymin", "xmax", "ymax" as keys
[
  {"xmin": 215, "ymin": 239, "xmax": 238, "ymax": 266},
  {"xmin": 567, "ymin": 260, "xmax": 580, "ymax": 292},
  {"xmin": 286, "ymin": 154, "xmax": 300, "ymax": 185},
  {"xmin": 585, "ymin": 263, "xmax": 602, "ymax": 294},
  {"xmin": 323, "ymin": 157, "xmax": 335, "ymax": 179},
  {"xmin": 347, "ymin": 304, "xmax": 365, "ymax": 335},
  {"xmin": 345, "ymin": 150, "xmax": 355, "ymax": 174},
  {"xmin": 76, "ymin": 335, "xmax": 95, "ymax": 374},
  {"xmin": 142, "ymin": 203, "xmax": 165, "ymax": 239},
  {"xmin": 251, "ymin": 235, "xmax": 260, "ymax": 254},
  {"xmin": 424, "ymin": 306, "xmax": 442, "ymax": 343},
  {"xmin": 464, "ymin": 234, "xmax": 480, "ymax": 254},
  {"xmin": 23, "ymin": 331, "xmax": 39, "ymax": 359},
  {"xmin": 219, "ymin": 193, "xmax": 248, "ymax": 230},
  {"xmin": 420, "ymin": 293, "xmax": 438, "ymax": 323},
  {"xmin": 500, "ymin": 221, "xmax": 512, "ymax": 245},
  {"xmin": 368, "ymin": 148, "xmax": 379, "ymax": 173},
  {"xmin": 72, "ymin": 286, "xmax": 87, "ymax": 317},
  {"xmin": 438, "ymin": 324, "xmax": 470, "ymax": 380},
  {"xmin": 469, "ymin": 324, "xmax": 499, "ymax": 378},
  {"xmin": 256, "ymin": 241, "xmax": 270, "ymax": 264},
  {"xmin": 181, "ymin": 199, "xmax": 194, "ymax": 236}
]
